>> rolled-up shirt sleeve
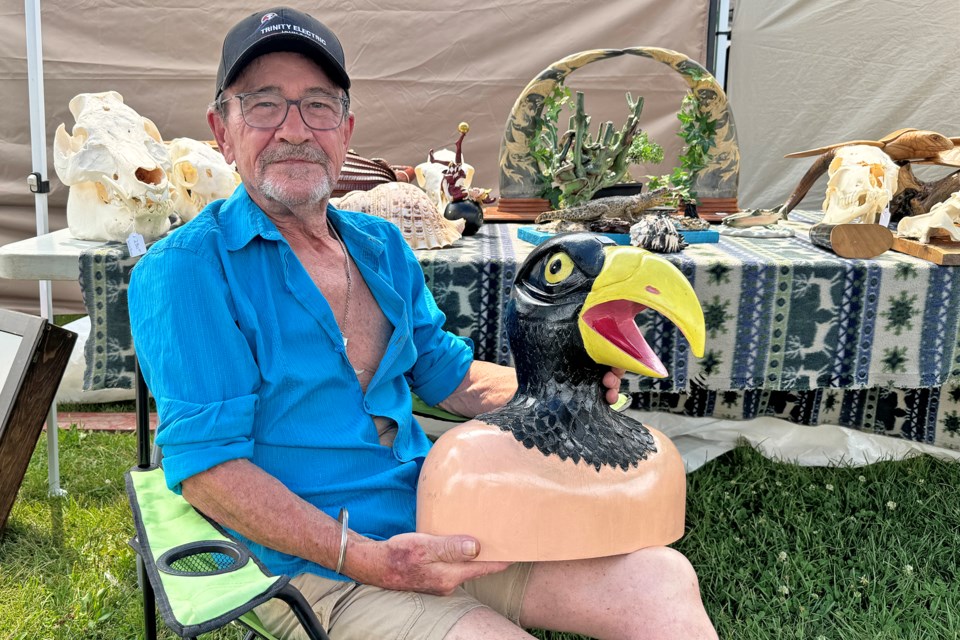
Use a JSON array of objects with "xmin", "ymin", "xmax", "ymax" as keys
[
  {"xmin": 396, "ymin": 236, "xmax": 474, "ymax": 406},
  {"xmin": 129, "ymin": 244, "xmax": 260, "ymax": 493}
]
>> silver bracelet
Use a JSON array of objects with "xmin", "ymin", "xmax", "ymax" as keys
[{"xmin": 335, "ymin": 507, "xmax": 349, "ymax": 575}]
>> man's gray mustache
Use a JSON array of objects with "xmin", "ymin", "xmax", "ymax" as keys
[{"xmin": 260, "ymin": 146, "xmax": 330, "ymax": 165}]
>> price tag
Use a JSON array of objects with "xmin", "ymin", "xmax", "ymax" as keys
[
  {"xmin": 879, "ymin": 205, "xmax": 892, "ymax": 228},
  {"xmin": 127, "ymin": 232, "xmax": 147, "ymax": 257}
]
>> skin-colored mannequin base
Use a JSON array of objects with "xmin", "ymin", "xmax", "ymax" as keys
[{"xmin": 417, "ymin": 421, "xmax": 686, "ymax": 562}]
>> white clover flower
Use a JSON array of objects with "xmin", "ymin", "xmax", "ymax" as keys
[
  {"xmin": 825, "ymin": 483, "xmax": 834, "ymax": 491},
  {"xmin": 858, "ymin": 475, "xmax": 866, "ymax": 483},
  {"xmin": 903, "ymin": 564, "xmax": 914, "ymax": 575},
  {"xmin": 859, "ymin": 576, "xmax": 869, "ymax": 586},
  {"xmin": 778, "ymin": 551, "xmax": 788, "ymax": 563},
  {"xmin": 886, "ymin": 501, "xmax": 897, "ymax": 511},
  {"xmin": 778, "ymin": 585, "xmax": 790, "ymax": 596}
]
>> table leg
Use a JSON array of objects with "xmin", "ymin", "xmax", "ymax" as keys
[
  {"xmin": 45, "ymin": 405, "xmax": 66, "ymax": 497},
  {"xmin": 37, "ymin": 277, "xmax": 66, "ymax": 497}
]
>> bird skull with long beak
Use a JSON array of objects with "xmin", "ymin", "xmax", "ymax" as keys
[{"xmin": 577, "ymin": 243, "xmax": 705, "ymax": 378}]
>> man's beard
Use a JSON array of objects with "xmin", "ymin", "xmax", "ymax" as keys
[{"xmin": 257, "ymin": 143, "xmax": 335, "ymax": 207}]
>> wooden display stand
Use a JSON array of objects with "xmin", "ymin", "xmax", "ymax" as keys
[
  {"xmin": 892, "ymin": 230, "xmax": 960, "ymax": 265},
  {"xmin": 0, "ymin": 310, "xmax": 76, "ymax": 533},
  {"xmin": 696, "ymin": 197, "xmax": 739, "ymax": 223},
  {"xmin": 484, "ymin": 197, "xmax": 552, "ymax": 222}
]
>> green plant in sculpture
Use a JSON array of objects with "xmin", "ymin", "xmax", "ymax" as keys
[
  {"xmin": 528, "ymin": 83, "xmax": 572, "ymax": 208},
  {"xmin": 648, "ymin": 80, "xmax": 718, "ymax": 207},
  {"xmin": 625, "ymin": 130, "xmax": 664, "ymax": 170},
  {"xmin": 529, "ymin": 84, "xmax": 647, "ymax": 209}
]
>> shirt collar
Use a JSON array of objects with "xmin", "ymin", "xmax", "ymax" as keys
[
  {"xmin": 221, "ymin": 184, "xmax": 284, "ymax": 251},
  {"xmin": 220, "ymin": 184, "xmax": 385, "ymax": 264}
]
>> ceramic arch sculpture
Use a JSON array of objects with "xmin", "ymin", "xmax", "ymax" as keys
[{"xmin": 495, "ymin": 47, "xmax": 740, "ymax": 217}]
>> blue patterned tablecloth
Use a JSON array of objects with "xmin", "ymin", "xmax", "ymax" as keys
[{"xmin": 79, "ymin": 215, "xmax": 960, "ymax": 449}]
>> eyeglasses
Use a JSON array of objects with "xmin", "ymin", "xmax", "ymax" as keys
[{"xmin": 221, "ymin": 91, "xmax": 349, "ymax": 131}]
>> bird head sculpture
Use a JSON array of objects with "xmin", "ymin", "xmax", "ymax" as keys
[
  {"xmin": 417, "ymin": 232, "xmax": 707, "ymax": 561},
  {"xmin": 510, "ymin": 231, "xmax": 705, "ymax": 382}
]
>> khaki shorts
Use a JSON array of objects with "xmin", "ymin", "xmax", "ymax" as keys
[{"xmin": 254, "ymin": 562, "xmax": 533, "ymax": 640}]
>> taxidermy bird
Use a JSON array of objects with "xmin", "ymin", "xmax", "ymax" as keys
[{"xmin": 417, "ymin": 233, "xmax": 705, "ymax": 561}]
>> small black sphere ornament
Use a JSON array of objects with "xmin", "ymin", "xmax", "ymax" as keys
[{"xmin": 444, "ymin": 198, "xmax": 484, "ymax": 236}]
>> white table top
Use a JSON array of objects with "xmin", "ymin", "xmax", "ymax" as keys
[{"xmin": 0, "ymin": 229, "xmax": 105, "ymax": 281}]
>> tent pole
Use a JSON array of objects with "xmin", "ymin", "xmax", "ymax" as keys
[
  {"xmin": 713, "ymin": 0, "xmax": 732, "ymax": 90},
  {"xmin": 25, "ymin": 0, "xmax": 65, "ymax": 498}
]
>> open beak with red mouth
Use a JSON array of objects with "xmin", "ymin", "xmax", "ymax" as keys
[{"xmin": 578, "ymin": 246, "xmax": 705, "ymax": 378}]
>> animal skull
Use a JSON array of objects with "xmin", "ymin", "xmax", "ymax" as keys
[
  {"xmin": 167, "ymin": 138, "xmax": 241, "ymax": 222},
  {"xmin": 821, "ymin": 145, "xmax": 899, "ymax": 225},
  {"xmin": 53, "ymin": 91, "xmax": 173, "ymax": 242},
  {"xmin": 896, "ymin": 190, "xmax": 960, "ymax": 244},
  {"xmin": 414, "ymin": 148, "xmax": 474, "ymax": 213}
]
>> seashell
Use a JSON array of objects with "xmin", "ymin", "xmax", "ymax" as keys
[
  {"xmin": 629, "ymin": 212, "xmax": 688, "ymax": 253},
  {"xmin": 337, "ymin": 182, "xmax": 465, "ymax": 249}
]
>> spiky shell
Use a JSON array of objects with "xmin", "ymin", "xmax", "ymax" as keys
[
  {"xmin": 337, "ymin": 182, "xmax": 465, "ymax": 249},
  {"xmin": 629, "ymin": 213, "xmax": 688, "ymax": 253}
]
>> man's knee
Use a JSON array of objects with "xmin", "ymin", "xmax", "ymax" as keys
[
  {"xmin": 631, "ymin": 546, "xmax": 698, "ymax": 578},
  {"xmin": 610, "ymin": 546, "xmax": 703, "ymax": 603}
]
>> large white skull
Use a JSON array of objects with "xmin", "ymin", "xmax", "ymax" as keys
[
  {"xmin": 414, "ymin": 148, "xmax": 474, "ymax": 213},
  {"xmin": 896, "ymin": 190, "xmax": 960, "ymax": 244},
  {"xmin": 167, "ymin": 138, "xmax": 241, "ymax": 222},
  {"xmin": 821, "ymin": 145, "xmax": 899, "ymax": 225},
  {"xmin": 53, "ymin": 91, "xmax": 173, "ymax": 242}
]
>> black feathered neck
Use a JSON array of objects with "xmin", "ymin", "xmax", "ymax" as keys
[{"xmin": 477, "ymin": 302, "xmax": 657, "ymax": 471}]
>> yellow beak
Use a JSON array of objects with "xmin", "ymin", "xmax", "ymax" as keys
[{"xmin": 578, "ymin": 246, "xmax": 705, "ymax": 378}]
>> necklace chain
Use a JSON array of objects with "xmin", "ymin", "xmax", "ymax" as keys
[
  {"xmin": 328, "ymin": 220, "xmax": 364, "ymax": 376},
  {"xmin": 328, "ymin": 219, "xmax": 352, "ymax": 342}
]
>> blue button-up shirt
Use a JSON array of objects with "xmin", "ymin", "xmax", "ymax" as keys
[{"xmin": 129, "ymin": 185, "xmax": 473, "ymax": 580}]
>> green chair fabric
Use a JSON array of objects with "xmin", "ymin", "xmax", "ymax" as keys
[{"xmin": 126, "ymin": 465, "xmax": 294, "ymax": 638}]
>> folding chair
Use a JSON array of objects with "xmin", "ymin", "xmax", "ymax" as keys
[
  {"xmin": 125, "ymin": 360, "xmax": 329, "ymax": 640},
  {"xmin": 125, "ymin": 360, "xmax": 472, "ymax": 639}
]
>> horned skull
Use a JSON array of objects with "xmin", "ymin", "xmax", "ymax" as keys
[
  {"xmin": 896, "ymin": 190, "xmax": 960, "ymax": 244},
  {"xmin": 821, "ymin": 145, "xmax": 899, "ymax": 225},
  {"xmin": 53, "ymin": 91, "xmax": 173, "ymax": 242},
  {"xmin": 167, "ymin": 138, "xmax": 241, "ymax": 222}
]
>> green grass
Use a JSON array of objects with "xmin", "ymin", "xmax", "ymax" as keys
[{"xmin": 2, "ymin": 430, "xmax": 959, "ymax": 639}]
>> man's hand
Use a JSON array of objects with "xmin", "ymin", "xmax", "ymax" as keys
[
  {"xmin": 348, "ymin": 532, "xmax": 510, "ymax": 595},
  {"xmin": 603, "ymin": 367, "xmax": 626, "ymax": 405}
]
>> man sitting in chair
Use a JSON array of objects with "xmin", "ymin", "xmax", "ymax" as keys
[{"xmin": 129, "ymin": 7, "xmax": 717, "ymax": 639}]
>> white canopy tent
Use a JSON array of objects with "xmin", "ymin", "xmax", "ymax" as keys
[
  {"xmin": 4, "ymin": 0, "xmax": 960, "ymax": 483},
  {"xmin": 727, "ymin": 0, "xmax": 960, "ymax": 209},
  {"xmin": 1, "ymin": 0, "xmax": 713, "ymax": 313}
]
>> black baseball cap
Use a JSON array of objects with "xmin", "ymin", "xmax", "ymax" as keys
[{"xmin": 215, "ymin": 7, "xmax": 350, "ymax": 98}]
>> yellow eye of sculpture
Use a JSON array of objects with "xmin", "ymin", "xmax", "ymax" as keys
[{"xmin": 544, "ymin": 252, "xmax": 574, "ymax": 283}]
